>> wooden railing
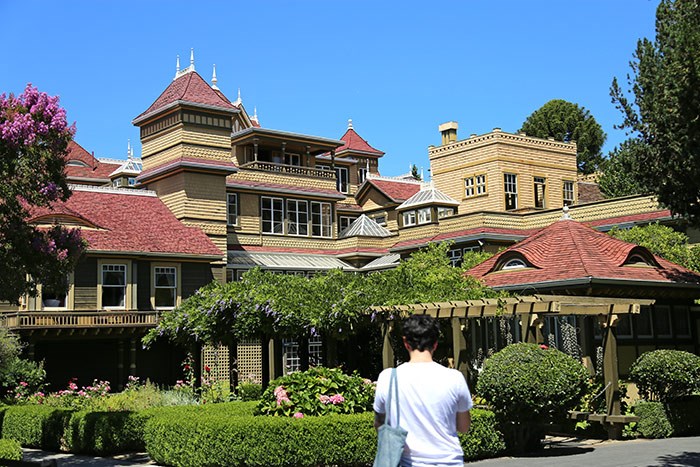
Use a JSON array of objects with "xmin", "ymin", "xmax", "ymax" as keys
[
  {"xmin": 0, "ymin": 311, "xmax": 160, "ymax": 330},
  {"xmin": 241, "ymin": 161, "xmax": 336, "ymax": 179}
]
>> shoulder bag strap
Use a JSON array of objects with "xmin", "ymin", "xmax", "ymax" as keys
[{"xmin": 386, "ymin": 367, "xmax": 400, "ymax": 427}]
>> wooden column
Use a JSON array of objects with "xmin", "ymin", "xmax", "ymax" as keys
[
  {"xmin": 330, "ymin": 149, "xmax": 336, "ymax": 171},
  {"xmin": 253, "ymin": 138, "xmax": 259, "ymax": 162},
  {"xmin": 129, "ymin": 338, "xmax": 137, "ymax": 375},
  {"xmin": 381, "ymin": 322, "xmax": 394, "ymax": 369},
  {"xmin": 117, "ymin": 340, "xmax": 125, "ymax": 390},
  {"xmin": 523, "ymin": 313, "xmax": 545, "ymax": 344},
  {"xmin": 268, "ymin": 337, "xmax": 278, "ymax": 382},
  {"xmin": 600, "ymin": 312, "xmax": 621, "ymax": 416},
  {"xmin": 452, "ymin": 317, "xmax": 469, "ymax": 381}
]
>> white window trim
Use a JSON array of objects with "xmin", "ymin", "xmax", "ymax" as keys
[
  {"xmin": 336, "ymin": 167, "xmax": 349, "ymax": 194},
  {"xmin": 151, "ymin": 263, "xmax": 181, "ymax": 310},
  {"xmin": 311, "ymin": 201, "xmax": 332, "ymax": 238},
  {"xmin": 227, "ymin": 193, "xmax": 238, "ymax": 226},
  {"xmin": 261, "ymin": 196, "xmax": 284, "ymax": 235},
  {"xmin": 286, "ymin": 199, "xmax": 309, "ymax": 237},
  {"xmin": 98, "ymin": 260, "xmax": 132, "ymax": 310},
  {"xmin": 417, "ymin": 207, "xmax": 432, "ymax": 225},
  {"xmin": 403, "ymin": 211, "xmax": 417, "ymax": 227},
  {"xmin": 39, "ymin": 272, "xmax": 75, "ymax": 311}
]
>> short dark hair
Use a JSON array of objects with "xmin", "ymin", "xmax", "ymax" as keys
[{"xmin": 402, "ymin": 314, "xmax": 439, "ymax": 351}]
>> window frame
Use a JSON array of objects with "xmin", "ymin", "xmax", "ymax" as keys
[
  {"xmin": 286, "ymin": 199, "xmax": 309, "ymax": 236},
  {"xmin": 563, "ymin": 180, "xmax": 575, "ymax": 206},
  {"xmin": 311, "ymin": 201, "xmax": 332, "ymax": 238},
  {"xmin": 338, "ymin": 216, "xmax": 356, "ymax": 234},
  {"xmin": 504, "ymin": 173, "xmax": 518, "ymax": 210},
  {"xmin": 261, "ymin": 196, "xmax": 285, "ymax": 234},
  {"xmin": 152, "ymin": 264, "xmax": 180, "ymax": 310},
  {"xmin": 475, "ymin": 174, "xmax": 487, "ymax": 195},
  {"xmin": 464, "ymin": 176, "xmax": 475, "ymax": 198},
  {"xmin": 39, "ymin": 273, "xmax": 74, "ymax": 310},
  {"xmin": 335, "ymin": 167, "xmax": 349, "ymax": 194},
  {"xmin": 534, "ymin": 176, "xmax": 546, "ymax": 209},
  {"xmin": 98, "ymin": 261, "xmax": 131, "ymax": 310},
  {"xmin": 402, "ymin": 210, "xmax": 417, "ymax": 227},
  {"xmin": 227, "ymin": 193, "xmax": 239, "ymax": 226},
  {"xmin": 417, "ymin": 207, "xmax": 432, "ymax": 225}
]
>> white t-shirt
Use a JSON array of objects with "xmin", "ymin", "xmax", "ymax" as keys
[{"xmin": 373, "ymin": 362, "xmax": 473, "ymax": 467}]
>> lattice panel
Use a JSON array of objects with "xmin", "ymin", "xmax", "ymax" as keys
[
  {"xmin": 201, "ymin": 345, "xmax": 230, "ymax": 383},
  {"xmin": 237, "ymin": 338, "xmax": 262, "ymax": 384}
]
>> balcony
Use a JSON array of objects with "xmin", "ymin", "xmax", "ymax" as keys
[
  {"xmin": 241, "ymin": 161, "xmax": 336, "ymax": 179},
  {"xmin": 0, "ymin": 310, "xmax": 160, "ymax": 332}
]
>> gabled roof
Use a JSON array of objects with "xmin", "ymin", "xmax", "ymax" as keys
[
  {"xmin": 134, "ymin": 71, "xmax": 237, "ymax": 123},
  {"xmin": 467, "ymin": 218, "xmax": 700, "ymax": 289},
  {"xmin": 26, "ymin": 185, "xmax": 223, "ymax": 259},
  {"xmin": 64, "ymin": 141, "xmax": 120, "ymax": 182},
  {"xmin": 340, "ymin": 214, "xmax": 393, "ymax": 238},
  {"xmin": 357, "ymin": 178, "xmax": 421, "ymax": 203},
  {"xmin": 109, "ymin": 158, "xmax": 143, "ymax": 178},
  {"xmin": 336, "ymin": 125, "xmax": 384, "ymax": 157},
  {"xmin": 397, "ymin": 185, "xmax": 460, "ymax": 210}
]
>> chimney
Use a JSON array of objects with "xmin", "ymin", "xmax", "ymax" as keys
[{"xmin": 438, "ymin": 121, "xmax": 458, "ymax": 145}]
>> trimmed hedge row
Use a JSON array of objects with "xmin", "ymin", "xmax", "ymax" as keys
[
  {"xmin": 1, "ymin": 405, "xmax": 73, "ymax": 451},
  {"xmin": 144, "ymin": 408, "xmax": 505, "ymax": 467},
  {"xmin": 0, "ymin": 439, "xmax": 22, "ymax": 461},
  {"xmin": 64, "ymin": 410, "xmax": 149, "ymax": 455},
  {"xmin": 633, "ymin": 396, "xmax": 700, "ymax": 439}
]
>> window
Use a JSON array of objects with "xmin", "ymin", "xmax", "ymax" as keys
[
  {"xmin": 262, "ymin": 197, "xmax": 284, "ymax": 234},
  {"xmin": 339, "ymin": 216, "xmax": 355, "ymax": 233},
  {"xmin": 504, "ymin": 173, "xmax": 517, "ymax": 210},
  {"xmin": 101, "ymin": 264, "xmax": 127, "ymax": 309},
  {"xmin": 42, "ymin": 276, "xmax": 69, "ymax": 309},
  {"xmin": 286, "ymin": 200, "xmax": 308, "ymax": 236},
  {"xmin": 476, "ymin": 174, "xmax": 487, "ymax": 195},
  {"xmin": 284, "ymin": 153, "xmax": 301, "ymax": 166},
  {"xmin": 358, "ymin": 165, "xmax": 369, "ymax": 184},
  {"xmin": 534, "ymin": 176, "xmax": 546, "ymax": 209},
  {"xmin": 448, "ymin": 249, "xmax": 462, "ymax": 266},
  {"xmin": 437, "ymin": 207, "xmax": 454, "ymax": 219},
  {"xmin": 652, "ymin": 305, "xmax": 672, "ymax": 338},
  {"xmin": 335, "ymin": 167, "xmax": 349, "ymax": 193},
  {"xmin": 154, "ymin": 266, "xmax": 177, "ymax": 309},
  {"xmin": 502, "ymin": 258, "xmax": 527, "ymax": 270},
  {"xmin": 417, "ymin": 207, "xmax": 432, "ymax": 224},
  {"xmin": 563, "ymin": 181, "xmax": 575, "ymax": 206},
  {"xmin": 372, "ymin": 214, "xmax": 387, "ymax": 226},
  {"xmin": 635, "ymin": 306, "xmax": 654, "ymax": 338},
  {"xmin": 673, "ymin": 306, "xmax": 691, "ymax": 338},
  {"xmin": 311, "ymin": 202, "xmax": 331, "ymax": 237},
  {"xmin": 112, "ymin": 179, "xmax": 122, "ymax": 187},
  {"xmin": 227, "ymin": 193, "xmax": 238, "ymax": 226},
  {"xmin": 464, "ymin": 177, "xmax": 474, "ymax": 197},
  {"xmin": 402, "ymin": 210, "xmax": 416, "ymax": 227}
]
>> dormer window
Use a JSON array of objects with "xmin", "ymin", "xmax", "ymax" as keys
[
  {"xmin": 502, "ymin": 259, "xmax": 527, "ymax": 270},
  {"xmin": 622, "ymin": 248, "xmax": 659, "ymax": 268}
]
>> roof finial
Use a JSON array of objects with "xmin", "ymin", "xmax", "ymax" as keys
[
  {"xmin": 561, "ymin": 205, "xmax": 572, "ymax": 220},
  {"xmin": 127, "ymin": 139, "xmax": 132, "ymax": 159},
  {"xmin": 252, "ymin": 106, "xmax": 258, "ymax": 122},
  {"xmin": 348, "ymin": 118, "xmax": 353, "ymax": 129},
  {"xmin": 174, "ymin": 55, "xmax": 180, "ymax": 80},
  {"xmin": 190, "ymin": 48, "xmax": 195, "ymax": 71},
  {"xmin": 234, "ymin": 88, "xmax": 242, "ymax": 106},
  {"xmin": 211, "ymin": 64, "xmax": 219, "ymax": 90}
]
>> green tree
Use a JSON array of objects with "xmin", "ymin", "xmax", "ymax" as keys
[
  {"xmin": 610, "ymin": 0, "xmax": 700, "ymax": 222},
  {"xmin": 519, "ymin": 99, "xmax": 606, "ymax": 174},
  {"xmin": 0, "ymin": 84, "xmax": 85, "ymax": 303},
  {"xmin": 598, "ymin": 139, "xmax": 647, "ymax": 198},
  {"xmin": 608, "ymin": 222, "xmax": 700, "ymax": 271}
]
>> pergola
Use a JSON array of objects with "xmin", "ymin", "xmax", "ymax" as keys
[{"xmin": 372, "ymin": 294, "xmax": 654, "ymax": 436}]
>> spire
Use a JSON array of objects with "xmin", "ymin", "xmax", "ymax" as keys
[
  {"xmin": 234, "ymin": 88, "xmax": 242, "ymax": 106},
  {"xmin": 190, "ymin": 48, "xmax": 195, "ymax": 71},
  {"xmin": 174, "ymin": 55, "xmax": 180, "ymax": 80},
  {"xmin": 251, "ymin": 106, "xmax": 258, "ymax": 122},
  {"xmin": 348, "ymin": 118, "xmax": 353, "ymax": 129},
  {"xmin": 211, "ymin": 64, "xmax": 219, "ymax": 90},
  {"xmin": 127, "ymin": 139, "xmax": 132, "ymax": 159}
]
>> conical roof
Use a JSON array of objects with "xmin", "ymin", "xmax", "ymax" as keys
[
  {"xmin": 134, "ymin": 70, "xmax": 236, "ymax": 123},
  {"xmin": 340, "ymin": 214, "xmax": 393, "ymax": 238},
  {"xmin": 336, "ymin": 122, "xmax": 384, "ymax": 157},
  {"xmin": 397, "ymin": 185, "xmax": 459, "ymax": 210}
]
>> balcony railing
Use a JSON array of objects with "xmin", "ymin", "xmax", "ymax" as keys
[
  {"xmin": 241, "ymin": 161, "xmax": 336, "ymax": 179},
  {"xmin": 0, "ymin": 311, "xmax": 160, "ymax": 330}
]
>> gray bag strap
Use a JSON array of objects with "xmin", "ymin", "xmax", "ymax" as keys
[{"xmin": 386, "ymin": 368, "xmax": 400, "ymax": 427}]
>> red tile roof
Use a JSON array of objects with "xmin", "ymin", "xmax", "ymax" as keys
[
  {"xmin": 135, "ymin": 71, "xmax": 236, "ymax": 121},
  {"xmin": 336, "ymin": 128, "xmax": 384, "ymax": 156},
  {"xmin": 577, "ymin": 181, "xmax": 605, "ymax": 203},
  {"xmin": 336, "ymin": 203, "xmax": 363, "ymax": 212},
  {"xmin": 467, "ymin": 219, "xmax": 700, "ymax": 288},
  {"xmin": 227, "ymin": 178, "xmax": 345, "ymax": 199},
  {"xmin": 64, "ymin": 141, "xmax": 120, "ymax": 182},
  {"xmin": 365, "ymin": 179, "xmax": 421, "ymax": 203},
  {"xmin": 27, "ymin": 187, "xmax": 223, "ymax": 258},
  {"xmin": 585, "ymin": 210, "xmax": 673, "ymax": 228}
]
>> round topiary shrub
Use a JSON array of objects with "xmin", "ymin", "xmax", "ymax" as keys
[
  {"xmin": 256, "ymin": 367, "xmax": 375, "ymax": 417},
  {"xmin": 629, "ymin": 350, "xmax": 700, "ymax": 402},
  {"xmin": 476, "ymin": 343, "xmax": 588, "ymax": 452}
]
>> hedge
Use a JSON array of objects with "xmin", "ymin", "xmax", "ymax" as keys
[
  {"xmin": 144, "ymin": 408, "xmax": 504, "ymax": 467},
  {"xmin": 0, "ymin": 438, "xmax": 22, "ymax": 461},
  {"xmin": 1, "ymin": 406, "xmax": 73, "ymax": 451},
  {"xmin": 633, "ymin": 396, "xmax": 700, "ymax": 439},
  {"xmin": 629, "ymin": 350, "xmax": 700, "ymax": 402},
  {"xmin": 64, "ymin": 410, "xmax": 150, "ymax": 455}
]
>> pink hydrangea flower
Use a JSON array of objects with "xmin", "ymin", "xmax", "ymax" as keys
[
  {"xmin": 330, "ymin": 394, "xmax": 345, "ymax": 405},
  {"xmin": 318, "ymin": 394, "xmax": 331, "ymax": 405},
  {"xmin": 293, "ymin": 412, "xmax": 304, "ymax": 418}
]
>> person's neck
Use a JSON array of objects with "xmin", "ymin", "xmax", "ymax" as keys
[{"xmin": 408, "ymin": 349, "xmax": 434, "ymax": 363}]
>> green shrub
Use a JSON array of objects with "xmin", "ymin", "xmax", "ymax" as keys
[
  {"xmin": 144, "ymin": 408, "xmax": 505, "ymax": 466},
  {"xmin": 632, "ymin": 401, "xmax": 673, "ymax": 439},
  {"xmin": 257, "ymin": 367, "xmax": 374, "ymax": 417},
  {"xmin": 629, "ymin": 350, "xmax": 700, "ymax": 402},
  {"xmin": 236, "ymin": 381, "xmax": 263, "ymax": 401},
  {"xmin": 459, "ymin": 409, "xmax": 506, "ymax": 460},
  {"xmin": 1, "ymin": 405, "xmax": 73, "ymax": 450},
  {"xmin": 0, "ymin": 438, "xmax": 22, "ymax": 461},
  {"xmin": 665, "ymin": 395, "xmax": 700, "ymax": 436},
  {"xmin": 477, "ymin": 343, "xmax": 588, "ymax": 422},
  {"xmin": 64, "ymin": 410, "xmax": 149, "ymax": 455}
]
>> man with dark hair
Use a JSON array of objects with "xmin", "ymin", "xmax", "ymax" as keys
[{"xmin": 374, "ymin": 314, "xmax": 472, "ymax": 467}]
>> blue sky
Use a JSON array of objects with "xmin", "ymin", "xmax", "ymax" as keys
[{"xmin": 1, "ymin": 1, "xmax": 659, "ymax": 177}]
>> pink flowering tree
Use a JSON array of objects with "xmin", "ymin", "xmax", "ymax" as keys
[{"xmin": 0, "ymin": 84, "xmax": 85, "ymax": 303}]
